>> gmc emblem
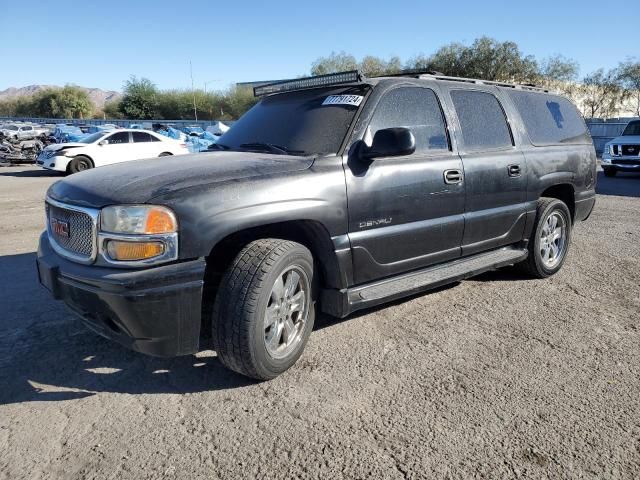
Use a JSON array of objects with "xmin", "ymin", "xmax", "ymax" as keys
[{"xmin": 51, "ymin": 218, "xmax": 70, "ymax": 238}]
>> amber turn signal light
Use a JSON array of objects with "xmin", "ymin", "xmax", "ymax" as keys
[{"xmin": 106, "ymin": 240, "xmax": 164, "ymax": 261}]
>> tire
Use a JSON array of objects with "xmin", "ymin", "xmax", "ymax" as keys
[
  {"xmin": 211, "ymin": 239, "xmax": 315, "ymax": 380},
  {"xmin": 68, "ymin": 155, "xmax": 93, "ymax": 174},
  {"xmin": 603, "ymin": 167, "xmax": 616, "ymax": 177},
  {"xmin": 158, "ymin": 152, "xmax": 172, "ymax": 157},
  {"xmin": 518, "ymin": 197, "xmax": 572, "ymax": 279}
]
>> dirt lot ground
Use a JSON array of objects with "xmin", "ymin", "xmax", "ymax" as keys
[{"xmin": 0, "ymin": 165, "xmax": 639, "ymax": 479}]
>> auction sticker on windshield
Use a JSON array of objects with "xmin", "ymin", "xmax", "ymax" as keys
[{"xmin": 322, "ymin": 95, "xmax": 363, "ymax": 107}]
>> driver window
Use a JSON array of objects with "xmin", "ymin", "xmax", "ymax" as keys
[
  {"xmin": 106, "ymin": 132, "xmax": 130, "ymax": 144},
  {"xmin": 367, "ymin": 87, "xmax": 449, "ymax": 153}
]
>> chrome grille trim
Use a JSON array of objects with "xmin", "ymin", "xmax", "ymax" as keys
[{"xmin": 45, "ymin": 197, "xmax": 99, "ymax": 264}]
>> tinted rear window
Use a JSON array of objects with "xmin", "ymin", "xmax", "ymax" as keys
[
  {"xmin": 508, "ymin": 91, "xmax": 588, "ymax": 145},
  {"xmin": 451, "ymin": 90, "xmax": 512, "ymax": 151}
]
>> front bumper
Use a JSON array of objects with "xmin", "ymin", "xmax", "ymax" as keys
[
  {"xmin": 37, "ymin": 233, "xmax": 206, "ymax": 357},
  {"xmin": 602, "ymin": 157, "xmax": 640, "ymax": 172},
  {"xmin": 36, "ymin": 154, "xmax": 69, "ymax": 172}
]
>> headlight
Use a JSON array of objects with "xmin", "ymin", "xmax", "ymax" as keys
[
  {"xmin": 101, "ymin": 205, "xmax": 177, "ymax": 234},
  {"xmin": 98, "ymin": 205, "xmax": 178, "ymax": 265}
]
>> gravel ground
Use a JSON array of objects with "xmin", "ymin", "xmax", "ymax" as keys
[{"xmin": 1, "ymin": 166, "xmax": 639, "ymax": 479}]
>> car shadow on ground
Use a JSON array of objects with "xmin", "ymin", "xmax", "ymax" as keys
[
  {"xmin": 0, "ymin": 252, "xmax": 258, "ymax": 406},
  {"xmin": 0, "ymin": 167, "xmax": 63, "ymax": 177},
  {"xmin": 595, "ymin": 170, "xmax": 640, "ymax": 198},
  {"xmin": 0, "ymin": 249, "xmax": 535, "ymax": 406}
]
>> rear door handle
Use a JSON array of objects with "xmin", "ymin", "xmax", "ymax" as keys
[
  {"xmin": 444, "ymin": 169, "xmax": 463, "ymax": 184},
  {"xmin": 508, "ymin": 164, "xmax": 521, "ymax": 177}
]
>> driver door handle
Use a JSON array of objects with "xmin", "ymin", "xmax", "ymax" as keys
[
  {"xmin": 444, "ymin": 169, "xmax": 463, "ymax": 184},
  {"xmin": 508, "ymin": 164, "xmax": 521, "ymax": 177}
]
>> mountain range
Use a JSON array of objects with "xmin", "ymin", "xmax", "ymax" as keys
[{"xmin": 0, "ymin": 85, "xmax": 121, "ymax": 108}]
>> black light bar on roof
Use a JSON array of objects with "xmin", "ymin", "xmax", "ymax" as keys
[{"xmin": 253, "ymin": 70, "xmax": 362, "ymax": 97}]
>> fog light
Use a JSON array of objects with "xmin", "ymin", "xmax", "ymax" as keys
[{"xmin": 106, "ymin": 240, "xmax": 164, "ymax": 261}]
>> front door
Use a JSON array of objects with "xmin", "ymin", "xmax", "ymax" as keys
[
  {"xmin": 345, "ymin": 85, "xmax": 465, "ymax": 284},
  {"xmin": 94, "ymin": 131, "xmax": 133, "ymax": 166},
  {"xmin": 444, "ymin": 87, "xmax": 528, "ymax": 256}
]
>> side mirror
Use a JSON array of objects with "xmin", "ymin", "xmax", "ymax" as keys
[
  {"xmin": 98, "ymin": 140, "xmax": 108, "ymax": 146},
  {"xmin": 360, "ymin": 127, "xmax": 416, "ymax": 160}
]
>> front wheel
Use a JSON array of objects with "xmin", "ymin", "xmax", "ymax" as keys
[
  {"xmin": 68, "ymin": 155, "xmax": 93, "ymax": 174},
  {"xmin": 603, "ymin": 167, "xmax": 617, "ymax": 177},
  {"xmin": 211, "ymin": 239, "xmax": 315, "ymax": 380},
  {"xmin": 518, "ymin": 197, "xmax": 572, "ymax": 278}
]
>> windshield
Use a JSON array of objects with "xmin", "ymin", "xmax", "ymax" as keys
[
  {"xmin": 79, "ymin": 132, "xmax": 107, "ymax": 144},
  {"xmin": 622, "ymin": 121, "xmax": 640, "ymax": 136},
  {"xmin": 217, "ymin": 86, "xmax": 367, "ymax": 155},
  {"xmin": 5, "ymin": 125, "xmax": 18, "ymax": 131}
]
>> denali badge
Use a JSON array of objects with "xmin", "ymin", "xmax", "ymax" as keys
[
  {"xmin": 359, "ymin": 218, "xmax": 392, "ymax": 229},
  {"xmin": 51, "ymin": 218, "xmax": 70, "ymax": 238}
]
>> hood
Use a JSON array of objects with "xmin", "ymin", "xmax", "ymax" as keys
[
  {"xmin": 44, "ymin": 142, "xmax": 86, "ymax": 151},
  {"xmin": 608, "ymin": 135, "xmax": 640, "ymax": 145},
  {"xmin": 47, "ymin": 151, "xmax": 315, "ymax": 208}
]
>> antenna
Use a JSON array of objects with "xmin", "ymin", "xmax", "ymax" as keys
[{"xmin": 190, "ymin": 60, "xmax": 198, "ymax": 121}]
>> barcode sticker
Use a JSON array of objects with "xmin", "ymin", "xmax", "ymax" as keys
[{"xmin": 322, "ymin": 95, "xmax": 363, "ymax": 107}]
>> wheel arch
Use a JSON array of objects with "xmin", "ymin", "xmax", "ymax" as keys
[
  {"xmin": 539, "ymin": 183, "xmax": 575, "ymax": 221},
  {"xmin": 200, "ymin": 219, "xmax": 345, "ymax": 335}
]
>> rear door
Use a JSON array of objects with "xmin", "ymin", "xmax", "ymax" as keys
[
  {"xmin": 345, "ymin": 85, "xmax": 465, "ymax": 284},
  {"xmin": 131, "ymin": 131, "xmax": 162, "ymax": 159},
  {"xmin": 443, "ymin": 87, "xmax": 528, "ymax": 256}
]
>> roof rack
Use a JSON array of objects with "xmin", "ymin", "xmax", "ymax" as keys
[
  {"xmin": 252, "ymin": 69, "xmax": 550, "ymax": 97},
  {"xmin": 253, "ymin": 70, "xmax": 363, "ymax": 97}
]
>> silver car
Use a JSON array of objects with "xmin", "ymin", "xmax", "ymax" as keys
[
  {"xmin": 601, "ymin": 120, "xmax": 640, "ymax": 177},
  {"xmin": 0, "ymin": 123, "xmax": 47, "ymax": 141}
]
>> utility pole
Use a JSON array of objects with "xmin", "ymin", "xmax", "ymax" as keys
[{"xmin": 190, "ymin": 60, "xmax": 198, "ymax": 121}]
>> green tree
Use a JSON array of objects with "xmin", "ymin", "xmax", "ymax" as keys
[
  {"xmin": 539, "ymin": 55, "xmax": 579, "ymax": 82},
  {"xmin": 408, "ymin": 37, "xmax": 539, "ymax": 82},
  {"xmin": 580, "ymin": 69, "xmax": 624, "ymax": 118},
  {"xmin": 311, "ymin": 51, "xmax": 358, "ymax": 75},
  {"xmin": 618, "ymin": 59, "xmax": 640, "ymax": 116},
  {"xmin": 119, "ymin": 76, "xmax": 158, "ymax": 119},
  {"xmin": 103, "ymin": 100, "xmax": 123, "ymax": 119},
  {"xmin": 26, "ymin": 86, "xmax": 93, "ymax": 118}
]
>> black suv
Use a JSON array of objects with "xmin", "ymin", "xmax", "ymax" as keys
[{"xmin": 37, "ymin": 71, "xmax": 597, "ymax": 380}]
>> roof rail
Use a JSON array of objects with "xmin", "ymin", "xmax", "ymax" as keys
[{"xmin": 418, "ymin": 73, "xmax": 549, "ymax": 92}]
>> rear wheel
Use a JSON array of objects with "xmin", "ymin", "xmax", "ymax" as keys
[
  {"xmin": 158, "ymin": 152, "xmax": 172, "ymax": 157},
  {"xmin": 603, "ymin": 167, "xmax": 616, "ymax": 177},
  {"xmin": 68, "ymin": 155, "xmax": 93, "ymax": 174},
  {"xmin": 211, "ymin": 239, "xmax": 315, "ymax": 380},
  {"xmin": 518, "ymin": 197, "xmax": 572, "ymax": 278}
]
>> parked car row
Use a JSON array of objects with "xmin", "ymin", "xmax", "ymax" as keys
[{"xmin": 36, "ymin": 128, "xmax": 189, "ymax": 173}]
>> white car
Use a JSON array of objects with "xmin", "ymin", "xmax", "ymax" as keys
[{"xmin": 36, "ymin": 129, "xmax": 189, "ymax": 174}]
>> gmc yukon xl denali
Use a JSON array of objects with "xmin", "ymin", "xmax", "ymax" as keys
[{"xmin": 37, "ymin": 70, "xmax": 597, "ymax": 380}]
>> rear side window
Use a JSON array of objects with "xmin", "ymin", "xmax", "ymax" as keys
[
  {"xmin": 451, "ymin": 90, "xmax": 512, "ymax": 151},
  {"xmin": 368, "ymin": 87, "xmax": 448, "ymax": 153},
  {"xmin": 132, "ymin": 132, "xmax": 153, "ymax": 143},
  {"xmin": 508, "ymin": 91, "xmax": 588, "ymax": 145},
  {"xmin": 107, "ymin": 132, "xmax": 130, "ymax": 144}
]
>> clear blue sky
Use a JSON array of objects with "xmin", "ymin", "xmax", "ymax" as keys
[{"xmin": 1, "ymin": 0, "xmax": 637, "ymax": 92}]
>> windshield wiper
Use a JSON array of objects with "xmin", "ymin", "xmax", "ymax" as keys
[{"xmin": 239, "ymin": 142, "xmax": 307, "ymax": 156}]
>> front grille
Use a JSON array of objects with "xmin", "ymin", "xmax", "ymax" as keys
[
  {"xmin": 46, "ymin": 202, "xmax": 96, "ymax": 260},
  {"xmin": 621, "ymin": 144, "xmax": 640, "ymax": 156}
]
